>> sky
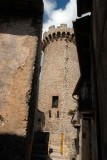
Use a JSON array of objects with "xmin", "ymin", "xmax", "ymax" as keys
[{"xmin": 43, "ymin": 0, "xmax": 77, "ymax": 33}]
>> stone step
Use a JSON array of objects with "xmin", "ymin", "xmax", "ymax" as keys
[
  {"xmin": 50, "ymin": 156, "xmax": 69, "ymax": 160},
  {"xmin": 50, "ymin": 155, "xmax": 68, "ymax": 160},
  {"xmin": 50, "ymin": 154, "xmax": 62, "ymax": 158}
]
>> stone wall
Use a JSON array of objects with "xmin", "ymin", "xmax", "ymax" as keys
[
  {"xmin": 0, "ymin": 17, "xmax": 37, "ymax": 135},
  {"xmin": 39, "ymin": 24, "xmax": 80, "ymax": 159},
  {"xmin": 0, "ymin": 2, "xmax": 43, "ymax": 158}
]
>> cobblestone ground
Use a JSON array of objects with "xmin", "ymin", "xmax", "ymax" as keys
[{"xmin": 49, "ymin": 145, "xmax": 69, "ymax": 160}]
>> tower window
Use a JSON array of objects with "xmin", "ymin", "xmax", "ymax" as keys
[
  {"xmin": 52, "ymin": 96, "xmax": 59, "ymax": 108},
  {"xmin": 57, "ymin": 111, "xmax": 59, "ymax": 118},
  {"xmin": 49, "ymin": 110, "xmax": 51, "ymax": 118}
]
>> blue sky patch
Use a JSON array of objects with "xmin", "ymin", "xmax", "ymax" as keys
[
  {"xmin": 56, "ymin": 0, "xmax": 70, "ymax": 9},
  {"xmin": 43, "ymin": 0, "xmax": 70, "ymax": 22}
]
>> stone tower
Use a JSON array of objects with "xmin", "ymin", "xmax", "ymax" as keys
[{"xmin": 38, "ymin": 24, "xmax": 80, "ymax": 159}]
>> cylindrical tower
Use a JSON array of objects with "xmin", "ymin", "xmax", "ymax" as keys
[{"xmin": 38, "ymin": 24, "xmax": 80, "ymax": 159}]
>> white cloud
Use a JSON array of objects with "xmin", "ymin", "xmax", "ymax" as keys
[
  {"xmin": 43, "ymin": 0, "xmax": 77, "ymax": 33},
  {"xmin": 43, "ymin": 0, "xmax": 57, "ymax": 17}
]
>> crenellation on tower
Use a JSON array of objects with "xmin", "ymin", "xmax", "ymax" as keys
[
  {"xmin": 43, "ymin": 24, "xmax": 75, "ymax": 50},
  {"xmin": 49, "ymin": 25, "xmax": 55, "ymax": 30}
]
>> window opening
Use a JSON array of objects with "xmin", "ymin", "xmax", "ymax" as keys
[
  {"xmin": 49, "ymin": 110, "xmax": 51, "ymax": 118},
  {"xmin": 52, "ymin": 96, "xmax": 59, "ymax": 108},
  {"xmin": 57, "ymin": 111, "xmax": 59, "ymax": 118}
]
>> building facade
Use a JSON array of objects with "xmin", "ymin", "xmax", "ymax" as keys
[
  {"xmin": 73, "ymin": 0, "xmax": 107, "ymax": 160},
  {"xmin": 39, "ymin": 24, "xmax": 80, "ymax": 159}
]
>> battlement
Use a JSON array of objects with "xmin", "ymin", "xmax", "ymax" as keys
[{"xmin": 42, "ymin": 24, "xmax": 75, "ymax": 50}]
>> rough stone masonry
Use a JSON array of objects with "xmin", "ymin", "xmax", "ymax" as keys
[
  {"xmin": 0, "ymin": 1, "xmax": 43, "ymax": 160},
  {"xmin": 39, "ymin": 24, "xmax": 80, "ymax": 159}
]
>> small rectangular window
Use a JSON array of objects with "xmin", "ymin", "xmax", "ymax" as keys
[
  {"xmin": 52, "ymin": 96, "xmax": 59, "ymax": 108},
  {"xmin": 57, "ymin": 111, "xmax": 59, "ymax": 118},
  {"xmin": 49, "ymin": 110, "xmax": 51, "ymax": 118}
]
